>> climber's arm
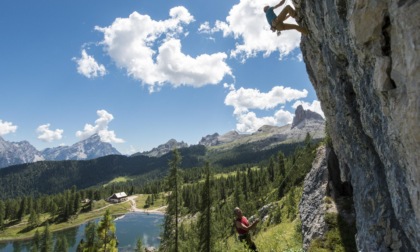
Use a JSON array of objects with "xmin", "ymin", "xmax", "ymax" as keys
[{"xmin": 273, "ymin": 0, "xmax": 286, "ymax": 9}]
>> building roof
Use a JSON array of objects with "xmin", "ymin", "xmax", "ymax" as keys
[{"xmin": 110, "ymin": 192, "xmax": 127, "ymax": 199}]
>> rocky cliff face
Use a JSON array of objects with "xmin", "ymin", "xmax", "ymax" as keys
[
  {"xmin": 298, "ymin": 0, "xmax": 419, "ymax": 250},
  {"xmin": 299, "ymin": 146, "xmax": 329, "ymax": 250}
]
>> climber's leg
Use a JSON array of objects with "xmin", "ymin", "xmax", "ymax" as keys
[
  {"xmin": 277, "ymin": 5, "xmax": 297, "ymax": 22},
  {"xmin": 281, "ymin": 23, "xmax": 308, "ymax": 35}
]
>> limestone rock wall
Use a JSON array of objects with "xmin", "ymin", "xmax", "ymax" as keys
[
  {"xmin": 298, "ymin": 0, "xmax": 419, "ymax": 250},
  {"xmin": 299, "ymin": 146, "xmax": 329, "ymax": 250}
]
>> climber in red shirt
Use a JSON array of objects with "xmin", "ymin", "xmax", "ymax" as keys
[{"xmin": 234, "ymin": 207, "xmax": 260, "ymax": 251}]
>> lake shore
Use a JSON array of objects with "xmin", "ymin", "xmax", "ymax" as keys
[{"xmin": 0, "ymin": 194, "xmax": 166, "ymax": 243}]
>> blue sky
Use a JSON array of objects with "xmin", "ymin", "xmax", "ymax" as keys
[{"xmin": 0, "ymin": 0, "xmax": 323, "ymax": 154}]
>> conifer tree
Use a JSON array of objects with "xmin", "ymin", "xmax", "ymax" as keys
[
  {"xmin": 73, "ymin": 192, "xmax": 81, "ymax": 214},
  {"xmin": 278, "ymin": 151, "xmax": 287, "ymax": 199},
  {"xmin": 241, "ymin": 173, "xmax": 249, "ymax": 201},
  {"xmin": 135, "ymin": 237, "xmax": 143, "ymax": 252},
  {"xmin": 50, "ymin": 202, "xmax": 58, "ymax": 219},
  {"xmin": 287, "ymin": 187, "xmax": 297, "ymax": 220},
  {"xmin": 0, "ymin": 200, "xmax": 4, "ymax": 231},
  {"xmin": 129, "ymin": 185, "xmax": 135, "ymax": 196},
  {"xmin": 54, "ymin": 236, "xmax": 68, "ymax": 252},
  {"xmin": 83, "ymin": 220, "xmax": 98, "ymax": 252},
  {"xmin": 41, "ymin": 223, "xmax": 53, "ymax": 252},
  {"xmin": 247, "ymin": 167, "xmax": 255, "ymax": 191},
  {"xmin": 28, "ymin": 209, "xmax": 40, "ymax": 228},
  {"xmin": 17, "ymin": 197, "xmax": 27, "ymax": 221},
  {"xmin": 304, "ymin": 132, "xmax": 312, "ymax": 148},
  {"xmin": 161, "ymin": 149, "xmax": 183, "ymax": 252},
  {"xmin": 96, "ymin": 209, "xmax": 117, "ymax": 252},
  {"xmin": 268, "ymin": 157, "xmax": 275, "ymax": 182},
  {"xmin": 278, "ymin": 151, "xmax": 285, "ymax": 178},
  {"xmin": 31, "ymin": 229, "xmax": 41, "ymax": 252},
  {"xmin": 198, "ymin": 162, "xmax": 215, "ymax": 252},
  {"xmin": 234, "ymin": 170, "xmax": 243, "ymax": 208}
]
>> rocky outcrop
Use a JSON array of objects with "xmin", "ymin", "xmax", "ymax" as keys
[
  {"xmin": 298, "ymin": 0, "xmax": 419, "ymax": 250},
  {"xmin": 292, "ymin": 105, "xmax": 324, "ymax": 129},
  {"xmin": 299, "ymin": 146, "xmax": 329, "ymax": 250},
  {"xmin": 299, "ymin": 145, "xmax": 355, "ymax": 250}
]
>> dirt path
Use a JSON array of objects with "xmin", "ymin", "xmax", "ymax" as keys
[{"xmin": 127, "ymin": 195, "xmax": 166, "ymax": 214}]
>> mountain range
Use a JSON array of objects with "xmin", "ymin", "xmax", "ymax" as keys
[
  {"xmin": 198, "ymin": 105, "xmax": 325, "ymax": 151},
  {"xmin": 0, "ymin": 134, "xmax": 120, "ymax": 169},
  {"xmin": 0, "ymin": 105, "xmax": 324, "ymax": 169}
]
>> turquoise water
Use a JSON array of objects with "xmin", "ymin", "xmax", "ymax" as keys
[{"xmin": 0, "ymin": 212, "xmax": 163, "ymax": 252}]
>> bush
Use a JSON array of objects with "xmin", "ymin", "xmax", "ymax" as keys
[{"xmin": 309, "ymin": 213, "xmax": 357, "ymax": 252}]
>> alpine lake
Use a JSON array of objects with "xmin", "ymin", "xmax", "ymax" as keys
[{"xmin": 0, "ymin": 212, "xmax": 163, "ymax": 252}]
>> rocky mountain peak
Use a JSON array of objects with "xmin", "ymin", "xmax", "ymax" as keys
[
  {"xmin": 140, "ymin": 139, "xmax": 188, "ymax": 158},
  {"xmin": 0, "ymin": 134, "xmax": 120, "ymax": 169},
  {"xmin": 292, "ymin": 105, "xmax": 324, "ymax": 129},
  {"xmin": 42, "ymin": 134, "xmax": 120, "ymax": 161},
  {"xmin": 199, "ymin": 133, "xmax": 220, "ymax": 147},
  {"xmin": 0, "ymin": 137, "xmax": 44, "ymax": 168}
]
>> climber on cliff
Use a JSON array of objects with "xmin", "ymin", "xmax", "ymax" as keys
[
  {"xmin": 263, "ymin": 0, "xmax": 308, "ymax": 35},
  {"xmin": 234, "ymin": 207, "xmax": 259, "ymax": 252}
]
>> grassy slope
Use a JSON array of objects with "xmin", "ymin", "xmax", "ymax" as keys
[{"xmin": 1, "ymin": 166, "xmax": 307, "ymax": 252}]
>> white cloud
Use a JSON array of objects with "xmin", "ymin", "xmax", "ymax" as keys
[
  {"xmin": 225, "ymin": 86, "xmax": 308, "ymax": 114},
  {"xmin": 225, "ymin": 85, "xmax": 306, "ymax": 132},
  {"xmin": 0, "ymin": 120, "xmax": 17, "ymax": 136},
  {"xmin": 198, "ymin": 21, "xmax": 211, "ymax": 33},
  {"xmin": 125, "ymin": 145, "xmax": 141, "ymax": 155},
  {"xmin": 95, "ymin": 6, "xmax": 232, "ymax": 92},
  {"xmin": 274, "ymin": 109, "xmax": 294, "ymax": 125},
  {"xmin": 36, "ymin": 124, "xmax": 63, "ymax": 142},
  {"xmin": 202, "ymin": 0, "xmax": 301, "ymax": 62},
  {"xmin": 223, "ymin": 82, "xmax": 235, "ymax": 91},
  {"xmin": 234, "ymin": 109, "xmax": 294, "ymax": 133},
  {"xmin": 76, "ymin": 110, "xmax": 124, "ymax": 143},
  {"xmin": 293, "ymin": 100, "xmax": 325, "ymax": 118},
  {"xmin": 74, "ymin": 49, "xmax": 107, "ymax": 78}
]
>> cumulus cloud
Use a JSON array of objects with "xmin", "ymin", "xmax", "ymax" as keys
[
  {"xmin": 225, "ymin": 86, "xmax": 308, "ymax": 114},
  {"xmin": 201, "ymin": 0, "xmax": 301, "ymax": 62},
  {"xmin": 293, "ymin": 100, "xmax": 325, "ymax": 118},
  {"xmin": 223, "ymin": 82, "xmax": 235, "ymax": 91},
  {"xmin": 95, "ymin": 6, "xmax": 232, "ymax": 92},
  {"xmin": 76, "ymin": 110, "xmax": 124, "ymax": 143},
  {"xmin": 74, "ymin": 49, "xmax": 107, "ymax": 78},
  {"xmin": 36, "ymin": 124, "xmax": 63, "ymax": 142},
  {"xmin": 225, "ymin": 85, "xmax": 306, "ymax": 132},
  {"xmin": 0, "ymin": 120, "xmax": 17, "ymax": 136}
]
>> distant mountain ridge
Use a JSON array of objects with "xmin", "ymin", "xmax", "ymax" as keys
[
  {"xmin": 0, "ymin": 107, "xmax": 325, "ymax": 198},
  {"xmin": 0, "ymin": 106, "xmax": 324, "ymax": 168},
  {"xmin": 133, "ymin": 139, "xmax": 189, "ymax": 158},
  {"xmin": 0, "ymin": 134, "xmax": 120, "ymax": 169},
  {"xmin": 42, "ymin": 134, "xmax": 120, "ymax": 160},
  {"xmin": 199, "ymin": 105, "xmax": 325, "ymax": 151},
  {"xmin": 0, "ymin": 138, "xmax": 44, "ymax": 169}
]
